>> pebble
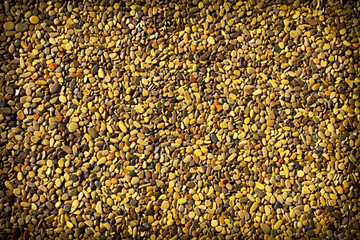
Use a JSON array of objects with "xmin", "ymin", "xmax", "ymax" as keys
[
  {"xmin": 98, "ymin": 68, "xmax": 105, "ymax": 78},
  {"xmin": 210, "ymin": 133, "xmax": 218, "ymax": 143},
  {"xmin": 134, "ymin": 105, "xmax": 145, "ymax": 114},
  {"xmin": 274, "ymin": 220, "xmax": 283, "ymax": 230},
  {"xmin": 131, "ymin": 177, "xmax": 140, "ymax": 185},
  {"xmin": 211, "ymin": 220, "xmax": 218, "ymax": 227},
  {"xmin": 119, "ymin": 121, "xmax": 127, "ymax": 133},
  {"xmin": 55, "ymin": 178, "xmax": 61, "ymax": 188},
  {"xmin": 247, "ymin": 67, "xmax": 256, "ymax": 74},
  {"xmin": 15, "ymin": 23, "xmax": 28, "ymax": 32},
  {"xmin": 161, "ymin": 201, "xmax": 170, "ymax": 210},
  {"xmin": 178, "ymin": 198, "xmax": 187, "ymax": 205},
  {"xmin": 97, "ymin": 157, "xmax": 106, "ymax": 165},
  {"xmin": 95, "ymin": 201, "xmax": 103, "ymax": 214},
  {"xmin": 200, "ymin": 51, "xmax": 211, "ymax": 61},
  {"xmin": 167, "ymin": 218, "xmax": 174, "ymax": 226},
  {"xmin": 250, "ymin": 202, "xmax": 259, "ymax": 212},
  {"xmin": 68, "ymin": 122, "xmax": 78, "ymax": 132},
  {"xmin": 260, "ymin": 223, "xmax": 271, "ymax": 233},
  {"xmin": 88, "ymin": 127, "xmax": 99, "ymax": 138},
  {"xmin": 207, "ymin": 36, "xmax": 215, "ymax": 45},
  {"xmin": 3, "ymin": 22, "xmax": 15, "ymax": 31},
  {"xmin": 50, "ymin": 82, "xmax": 61, "ymax": 93},
  {"xmin": 63, "ymin": 204, "xmax": 71, "ymax": 212},
  {"xmin": 29, "ymin": 15, "xmax": 40, "ymax": 24}
]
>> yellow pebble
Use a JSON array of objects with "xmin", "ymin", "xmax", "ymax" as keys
[
  {"xmin": 167, "ymin": 218, "xmax": 174, "ymax": 226},
  {"xmin": 194, "ymin": 149, "xmax": 202, "ymax": 156},
  {"xmin": 215, "ymin": 226, "xmax": 222, "ymax": 232},
  {"xmin": 169, "ymin": 172, "xmax": 176, "ymax": 180},
  {"xmin": 161, "ymin": 201, "xmax": 169, "ymax": 210},
  {"xmin": 30, "ymin": 15, "xmax": 40, "ymax": 24},
  {"xmin": 274, "ymin": 220, "xmax": 282, "ymax": 230},
  {"xmin": 59, "ymin": 95, "xmax": 67, "ymax": 103},
  {"xmin": 178, "ymin": 198, "xmax": 187, "ymax": 205},
  {"xmin": 211, "ymin": 219, "xmax": 218, "ymax": 227},
  {"xmin": 207, "ymin": 36, "xmax": 215, "ymax": 45}
]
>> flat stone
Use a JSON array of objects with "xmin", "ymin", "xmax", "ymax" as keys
[
  {"xmin": 68, "ymin": 122, "xmax": 78, "ymax": 132},
  {"xmin": 46, "ymin": 201, "xmax": 55, "ymax": 210},
  {"xmin": 64, "ymin": 204, "xmax": 71, "ymax": 212},
  {"xmin": 61, "ymin": 145, "xmax": 72, "ymax": 154},
  {"xmin": 161, "ymin": 201, "xmax": 169, "ymax": 210},
  {"xmin": 88, "ymin": 127, "xmax": 99, "ymax": 138},
  {"xmin": 200, "ymin": 51, "xmax": 211, "ymax": 61},
  {"xmin": 131, "ymin": 177, "xmax": 140, "ymax": 185},
  {"xmin": 130, "ymin": 199, "xmax": 138, "ymax": 206},
  {"xmin": 29, "ymin": 15, "xmax": 40, "ymax": 24},
  {"xmin": 274, "ymin": 220, "xmax": 283, "ymax": 230},
  {"xmin": 254, "ymin": 188, "xmax": 265, "ymax": 198},
  {"xmin": 5, "ymin": 31, "xmax": 16, "ymax": 36},
  {"xmin": 210, "ymin": 133, "xmax": 218, "ymax": 143},
  {"xmin": 98, "ymin": 68, "xmax": 105, "ymax": 78},
  {"xmin": 4, "ymin": 22, "xmax": 15, "ymax": 31},
  {"xmin": 186, "ymin": 181, "xmax": 195, "ymax": 188},
  {"xmin": 178, "ymin": 198, "xmax": 187, "ymax": 204},
  {"xmin": 15, "ymin": 23, "xmax": 29, "ymax": 32},
  {"xmin": 207, "ymin": 36, "xmax": 215, "ymax": 45},
  {"xmin": 134, "ymin": 105, "xmax": 145, "ymax": 113},
  {"xmin": 91, "ymin": 64, "xmax": 99, "ymax": 75},
  {"xmin": 211, "ymin": 219, "xmax": 218, "ymax": 227},
  {"xmin": 50, "ymin": 82, "xmax": 61, "ymax": 93},
  {"xmin": 95, "ymin": 201, "xmax": 103, "ymax": 214},
  {"xmin": 260, "ymin": 223, "xmax": 271, "ymax": 233},
  {"xmin": 69, "ymin": 79, "xmax": 76, "ymax": 89},
  {"xmin": 247, "ymin": 67, "xmax": 256, "ymax": 74},
  {"xmin": 305, "ymin": 17, "xmax": 317, "ymax": 26},
  {"xmin": 274, "ymin": 45, "xmax": 282, "ymax": 53}
]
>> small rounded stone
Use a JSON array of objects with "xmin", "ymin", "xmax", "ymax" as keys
[
  {"xmin": 15, "ymin": 23, "xmax": 28, "ymax": 32},
  {"xmin": 3, "ymin": 22, "xmax": 15, "ymax": 31},
  {"xmin": 29, "ymin": 15, "xmax": 40, "ymax": 24},
  {"xmin": 68, "ymin": 122, "xmax": 78, "ymax": 132},
  {"xmin": 131, "ymin": 177, "xmax": 140, "ymax": 185}
]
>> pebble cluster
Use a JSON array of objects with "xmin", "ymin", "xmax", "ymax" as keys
[{"xmin": 1, "ymin": 0, "xmax": 360, "ymax": 239}]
